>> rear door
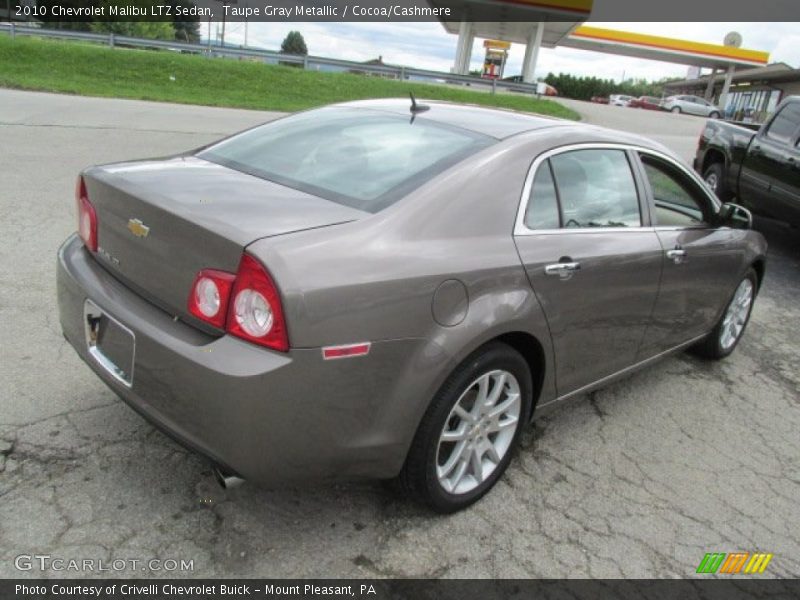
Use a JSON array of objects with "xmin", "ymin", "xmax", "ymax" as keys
[
  {"xmin": 754, "ymin": 102, "xmax": 800, "ymax": 223},
  {"xmin": 513, "ymin": 145, "xmax": 663, "ymax": 395},
  {"xmin": 687, "ymin": 96, "xmax": 706, "ymax": 116},
  {"xmin": 634, "ymin": 150, "xmax": 744, "ymax": 357}
]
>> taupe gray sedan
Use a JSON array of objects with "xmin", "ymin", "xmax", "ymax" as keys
[{"xmin": 57, "ymin": 99, "xmax": 766, "ymax": 512}]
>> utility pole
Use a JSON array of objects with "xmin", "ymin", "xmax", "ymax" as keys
[
  {"xmin": 243, "ymin": 0, "xmax": 248, "ymax": 47},
  {"xmin": 221, "ymin": 1, "xmax": 227, "ymax": 47},
  {"xmin": 220, "ymin": 0, "xmax": 238, "ymax": 47}
]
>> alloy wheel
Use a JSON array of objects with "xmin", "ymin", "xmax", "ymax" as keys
[
  {"xmin": 436, "ymin": 370, "xmax": 521, "ymax": 495},
  {"xmin": 705, "ymin": 172, "xmax": 719, "ymax": 193},
  {"xmin": 720, "ymin": 279, "xmax": 754, "ymax": 350}
]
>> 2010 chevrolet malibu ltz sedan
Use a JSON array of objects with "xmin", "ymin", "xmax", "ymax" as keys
[{"xmin": 57, "ymin": 99, "xmax": 767, "ymax": 512}]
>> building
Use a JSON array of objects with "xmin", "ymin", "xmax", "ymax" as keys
[{"xmin": 664, "ymin": 63, "xmax": 800, "ymax": 122}]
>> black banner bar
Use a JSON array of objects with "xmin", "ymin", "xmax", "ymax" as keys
[
  {"xmin": 4, "ymin": 579, "xmax": 800, "ymax": 600},
  {"xmin": 10, "ymin": 0, "xmax": 800, "ymax": 23}
]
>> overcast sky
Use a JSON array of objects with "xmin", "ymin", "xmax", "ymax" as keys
[{"xmin": 216, "ymin": 22, "xmax": 800, "ymax": 82}]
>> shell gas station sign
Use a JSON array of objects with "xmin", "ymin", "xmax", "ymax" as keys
[{"xmin": 482, "ymin": 39, "xmax": 511, "ymax": 79}]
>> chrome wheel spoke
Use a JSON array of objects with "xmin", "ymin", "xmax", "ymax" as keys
[
  {"xmin": 441, "ymin": 426, "xmax": 468, "ymax": 442},
  {"xmin": 437, "ymin": 440, "xmax": 469, "ymax": 480},
  {"xmin": 487, "ymin": 393, "xmax": 520, "ymax": 420},
  {"xmin": 470, "ymin": 446, "xmax": 484, "ymax": 483},
  {"xmin": 484, "ymin": 440, "xmax": 501, "ymax": 464},
  {"xmin": 453, "ymin": 404, "xmax": 475, "ymax": 424},
  {"xmin": 485, "ymin": 371, "xmax": 507, "ymax": 408},
  {"xmin": 471, "ymin": 374, "xmax": 490, "ymax": 419},
  {"xmin": 449, "ymin": 456, "xmax": 470, "ymax": 491},
  {"xmin": 488, "ymin": 414, "xmax": 518, "ymax": 434}
]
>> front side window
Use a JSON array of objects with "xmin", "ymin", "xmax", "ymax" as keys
[
  {"xmin": 640, "ymin": 154, "xmax": 710, "ymax": 227},
  {"xmin": 549, "ymin": 149, "xmax": 641, "ymax": 228},
  {"xmin": 198, "ymin": 107, "xmax": 494, "ymax": 212},
  {"xmin": 765, "ymin": 103, "xmax": 800, "ymax": 144}
]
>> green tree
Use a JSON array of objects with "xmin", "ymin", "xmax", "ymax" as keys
[
  {"xmin": 543, "ymin": 72, "xmax": 680, "ymax": 101},
  {"xmin": 90, "ymin": 20, "xmax": 175, "ymax": 40},
  {"xmin": 280, "ymin": 31, "xmax": 308, "ymax": 55},
  {"xmin": 35, "ymin": 0, "xmax": 98, "ymax": 30},
  {"xmin": 87, "ymin": 0, "xmax": 175, "ymax": 40},
  {"xmin": 169, "ymin": 0, "xmax": 201, "ymax": 43}
]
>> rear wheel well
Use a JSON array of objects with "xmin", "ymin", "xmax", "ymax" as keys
[
  {"xmin": 495, "ymin": 332, "xmax": 546, "ymax": 416},
  {"xmin": 702, "ymin": 148, "xmax": 726, "ymax": 175}
]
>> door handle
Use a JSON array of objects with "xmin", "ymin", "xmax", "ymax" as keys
[
  {"xmin": 666, "ymin": 248, "xmax": 686, "ymax": 264},
  {"xmin": 545, "ymin": 262, "xmax": 581, "ymax": 278}
]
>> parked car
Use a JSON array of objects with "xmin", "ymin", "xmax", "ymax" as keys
[
  {"xmin": 609, "ymin": 94, "xmax": 634, "ymax": 107},
  {"xmin": 629, "ymin": 96, "xmax": 662, "ymax": 110},
  {"xmin": 591, "ymin": 96, "xmax": 610, "ymax": 104},
  {"xmin": 662, "ymin": 95, "xmax": 722, "ymax": 118},
  {"xmin": 58, "ymin": 99, "xmax": 766, "ymax": 512},
  {"xmin": 696, "ymin": 95, "xmax": 800, "ymax": 227}
]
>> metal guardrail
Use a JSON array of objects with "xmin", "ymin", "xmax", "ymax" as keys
[{"xmin": 0, "ymin": 22, "xmax": 542, "ymax": 95}]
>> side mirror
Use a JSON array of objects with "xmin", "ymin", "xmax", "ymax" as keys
[{"xmin": 717, "ymin": 202, "xmax": 753, "ymax": 230}]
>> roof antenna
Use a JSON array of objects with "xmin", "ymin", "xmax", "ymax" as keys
[{"xmin": 409, "ymin": 92, "xmax": 430, "ymax": 123}]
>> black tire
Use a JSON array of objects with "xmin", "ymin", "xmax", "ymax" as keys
[
  {"xmin": 703, "ymin": 162, "xmax": 730, "ymax": 201},
  {"xmin": 397, "ymin": 342, "xmax": 533, "ymax": 513},
  {"xmin": 709, "ymin": 111, "xmax": 721, "ymax": 119},
  {"xmin": 671, "ymin": 106, "xmax": 682, "ymax": 114},
  {"xmin": 692, "ymin": 269, "xmax": 758, "ymax": 360}
]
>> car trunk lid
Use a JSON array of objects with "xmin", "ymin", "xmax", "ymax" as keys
[{"xmin": 83, "ymin": 156, "xmax": 365, "ymax": 325}]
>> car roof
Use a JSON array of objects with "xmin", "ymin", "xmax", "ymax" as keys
[{"xmin": 336, "ymin": 98, "xmax": 567, "ymax": 139}]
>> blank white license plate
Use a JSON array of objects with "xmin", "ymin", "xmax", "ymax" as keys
[{"xmin": 83, "ymin": 300, "xmax": 135, "ymax": 387}]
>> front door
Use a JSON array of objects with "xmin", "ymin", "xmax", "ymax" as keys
[
  {"xmin": 740, "ymin": 102, "xmax": 800, "ymax": 220},
  {"xmin": 513, "ymin": 147, "xmax": 663, "ymax": 395},
  {"xmin": 770, "ymin": 137, "xmax": 800, "ymax": 224},
  {"xmin": 635, "ymin": 151, "xmax": 745, "ymax": 357}
]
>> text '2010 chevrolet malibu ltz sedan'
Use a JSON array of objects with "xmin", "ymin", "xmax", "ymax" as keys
[{"xmin": 57, "ymin": 99, "xmax": 766, "ymax": 512}]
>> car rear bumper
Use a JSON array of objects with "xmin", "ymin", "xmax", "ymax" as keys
[{"xmin": 57, "ymin": 234, "xmax": 423, "ymax": 485}]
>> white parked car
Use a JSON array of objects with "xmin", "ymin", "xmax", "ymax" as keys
[
  {"xmin": 662, "ymin": 95, "xmax": 722, "ymax": 118},
  {"xmin": 609, "ymin": 94, "xmax": 634, "ymax": 107}
]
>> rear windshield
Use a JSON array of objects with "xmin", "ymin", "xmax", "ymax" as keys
[{"xmin": 198, "ymin": 107, "xmax": 495, "ymax": 213}]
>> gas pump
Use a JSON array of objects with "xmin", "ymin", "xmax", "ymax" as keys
[{"xmin": 482, "ymin": 40, "xmax": 510, "ymax": 79}]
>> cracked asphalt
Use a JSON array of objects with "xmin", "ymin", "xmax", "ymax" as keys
[{"xmin": 1, "ymin": 89, "xmax": 798, "ymax": 579}]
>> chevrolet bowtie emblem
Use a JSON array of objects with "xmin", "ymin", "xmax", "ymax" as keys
[{"xmin": 127, "ymin": 219, "xmax": 150, "ymax": 238}]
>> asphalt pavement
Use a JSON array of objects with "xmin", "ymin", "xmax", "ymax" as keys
[{"xmin": 0, "ymin": 89, "xmax": 798, "ymax": 578}]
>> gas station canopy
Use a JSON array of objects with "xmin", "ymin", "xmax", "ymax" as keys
[
  {"xmin": 433, "ymin": 0, "xmax": 592, "ymax": 83},
  {"xmin": 563, "ymin": 26, "xmax": 769, "ymax": 70},
  {"xmin": 438, "ymin": 20, "xmax": 584, "ymax": 50},
  {"xmin": 435, "ymin": 0, "xmax": 769, "ymax": 86}
]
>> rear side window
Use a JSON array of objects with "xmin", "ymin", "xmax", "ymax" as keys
[
  {"xmin": 765, "ymin": 103, "xmax": 800, "ymax": 144},
  {"xmin": 549, "ymin": 149, "xmax": 641, "ymax": 228},
  {"xmin": 524, "ymin": 160, "xmax": 560, "ymax": 229},
  {"xmin": 198, "ymin": 107, "xmax": 494, "ymax": 212}
]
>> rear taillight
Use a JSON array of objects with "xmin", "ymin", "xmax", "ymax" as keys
[
  {"xmin": 227, "ymin": 254, "xmax": 289, "ymax": 352},
  {"xmin": 187, "ymin": 254, "xmax": 289, "ymax": 352},
  {"xmin": 75, "ymin": 176, "xmax": 98, "ymax": 252},
  {"xmin": 188, "ymin": 270, "xmax": 236, "ymax": 328}
]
